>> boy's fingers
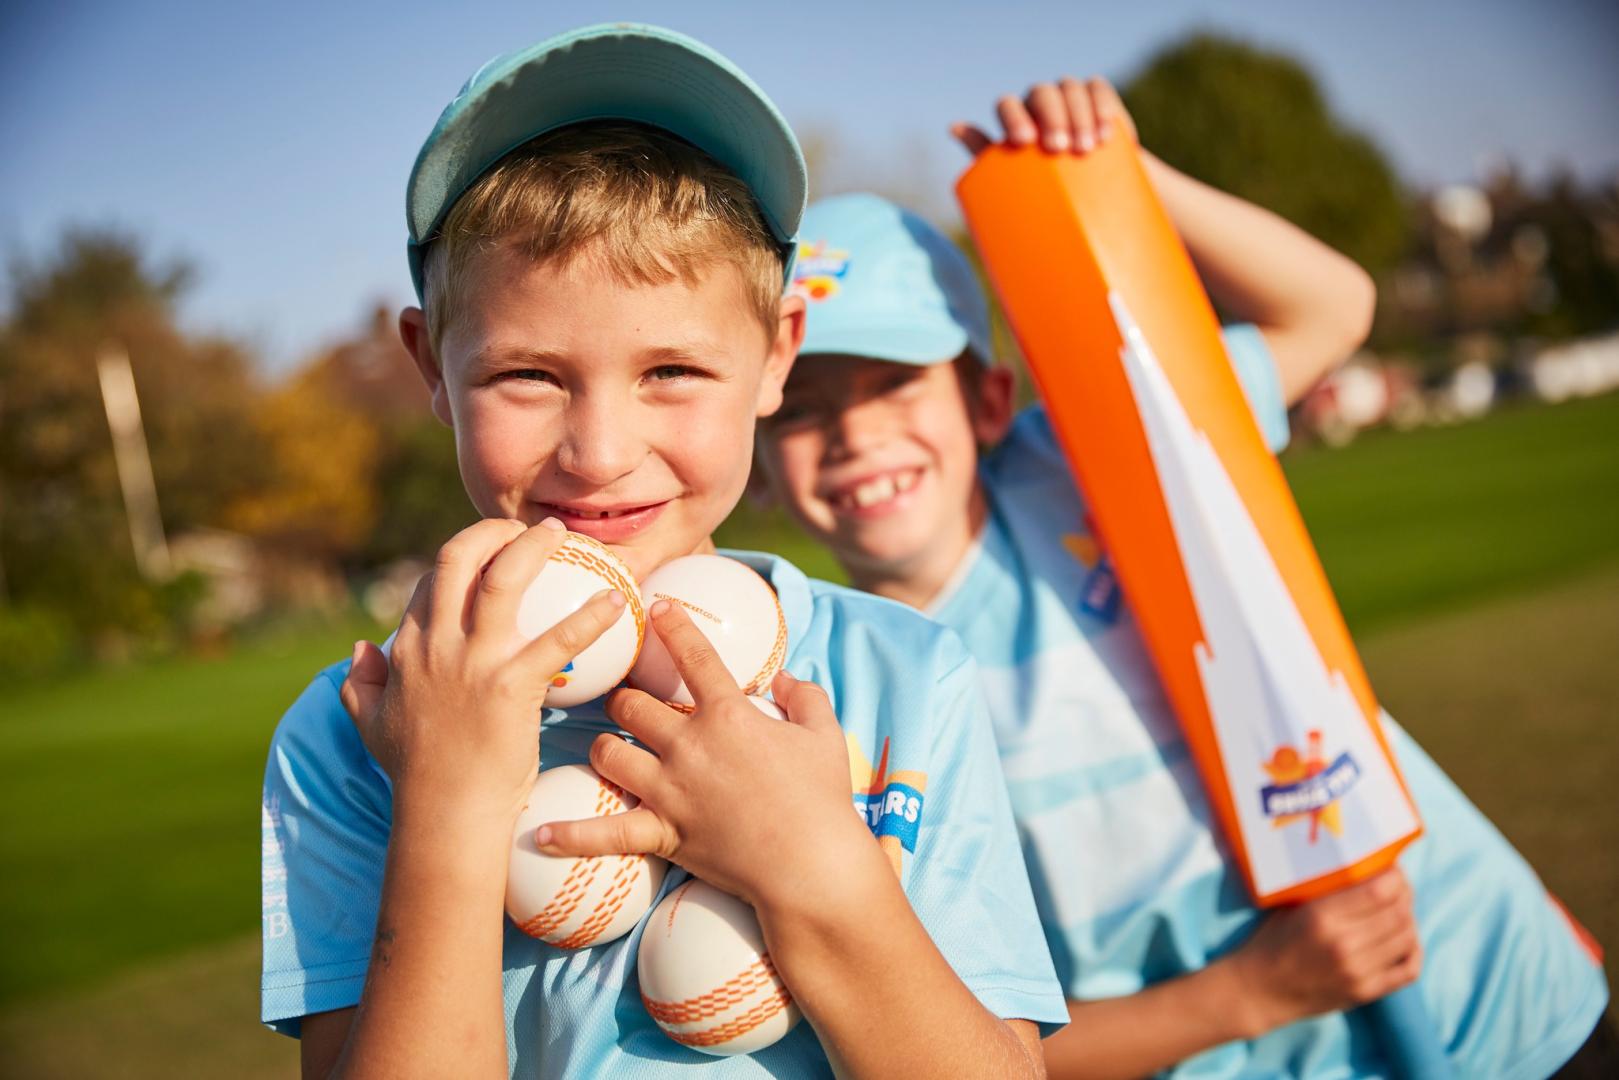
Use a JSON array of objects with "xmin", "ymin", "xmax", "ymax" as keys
[
  {"xmin": 1329, "ymin": 868, "xmax": 1408, "ymax": 918},
  {"xmin": 589, "ymin": 733, "xmax": 664, "ymax": 802},
  {"xmin": 605, "ymin": 689, "xmax": 680, "ymax": 754},
  {"xmin": 1024, "ymin": 82, "xmax": 1071, "ymax": 151},
  {"xmin": 472, "ymin": 518, "xmax": 567, "ymax": 641},
  {"xmin": 430, "ymin": 518, "xmax": 528, "ymax": 635},
  {"xmin": 511, "ymin": 587, "xmax": 629, "ymax": 695},
  {"xmin": 949, "ymin": 122, "xmax": 994, "ymax": 157},
  {"xmin": 996, "ymin": 94, "xmax": 1037, "ymax": 146},
  {"xmin": 771, "ymin": 670, "xmax": 840, "ymax": 734},
  {"xmin": 648, "ymin": 601, "xmax": 740, "ymax": 710},
  {"xmin": 1059, "ymin": 76, "xmax": 1098, "ymax": 152},
  {"xmin": 535, "ymin": 807, "xmax": 671, "ymax": 859},
  {"xmin": 1089, "ymin": 77, "xmax": 1132, "ymax": 141},
  {"xmin": 339, "ymin": 640, "xmax": 388, "ymax": 723}
]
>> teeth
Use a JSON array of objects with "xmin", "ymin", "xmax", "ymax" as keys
[
  {"xmin": 853, "ymin": 475, "xmax": 896, "ymax": 508},
  {"xmin": 894, "ymin": 470, "xmax": 918, "ymax": 493}
]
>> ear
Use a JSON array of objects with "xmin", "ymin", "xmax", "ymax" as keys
[
  {"xmin": 399, "ymin": 307, "xmax": 455, "ymax": 427},
  {"xmin": 969, "ymin": 363, "xmax": 1016, "ymax": 446},
  {"xmin": 756, "ymin": 293, "xmax": 806, "ymax": 418}
]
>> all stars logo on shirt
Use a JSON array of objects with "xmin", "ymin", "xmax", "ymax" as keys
[{"xmin": 847, "ymin": 734, "xmax": 927, "ymax": 879}]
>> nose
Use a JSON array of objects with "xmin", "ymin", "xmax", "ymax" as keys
[
  {"xmin": 826, "ymin": 395, "xmax": 891, "ymax": 461},
  {"xmin": 554, "ymin": 390, "xmax": 645, "ymax": 485}
]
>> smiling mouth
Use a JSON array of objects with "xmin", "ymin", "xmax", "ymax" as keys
[{"xmin": 827, "ymin": 468, "xmax": 922, "ymax": 513}]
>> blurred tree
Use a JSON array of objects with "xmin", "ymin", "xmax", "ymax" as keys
[
  {"xmin": 223, "ymin": 364, "xmax": 381, "ymax": 560},
  {"xmin": 362, "ymin": 417, "xmax": 476, "ymax": 565},
  {"xmin": 1513, "ymin": 172, "xmax": 1619, "ymax": 339},
  {"xmin": 1122, "ymin": 33, "xmax": 1408, "ymax": 276},
  {"xmin": 0, "ymin": 228, "xmax": 267, "ymax": 650}
]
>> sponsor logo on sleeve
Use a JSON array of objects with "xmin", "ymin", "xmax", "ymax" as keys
[{"xmin": 846, "ymin": 734, "xmax": 927, "ymax": 878}]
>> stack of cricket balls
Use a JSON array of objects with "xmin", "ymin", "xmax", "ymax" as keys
[{"xmin": 502, "ymin": 534, "xmax": 800, "ymax": 1055}]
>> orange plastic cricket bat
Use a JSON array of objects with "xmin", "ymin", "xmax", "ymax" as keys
[
  {"xmin": 958, "ymin": 139, "xmax": 1423, "ymax": 905},
  {"xmin": 958, "ymin": 140, "xmax": 1447, "ymax": 1076}
]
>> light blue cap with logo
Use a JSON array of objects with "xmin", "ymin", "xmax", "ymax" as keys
[
  {"xmin": 406, "ymin": 23, "xmax": 806, "ymax": 301},
  {"xmin": 791, "ymin": 193, "xmax": 995, "ymax": 366}
]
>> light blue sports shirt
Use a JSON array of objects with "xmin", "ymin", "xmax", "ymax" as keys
[
  {"xmin": 261, "ymin": 552, "xmax": 1068, "ymax": 1077},
  {"xmin": 925, "ymin": 326, "xmax": 1608, "ymax": 1078}
]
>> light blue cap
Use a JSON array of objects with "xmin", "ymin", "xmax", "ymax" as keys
[
  {"xmin": 406, "ymin": 23, "xmax": 806, "ymax": 301},
  {"xmin": 791, "ymin": 193, "xmax": 994, "ymax": 366}
]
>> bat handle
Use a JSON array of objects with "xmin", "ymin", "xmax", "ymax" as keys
[{"xmin": 1360, "ymin": 983, "xmax": 1453, "ymax": 1079}]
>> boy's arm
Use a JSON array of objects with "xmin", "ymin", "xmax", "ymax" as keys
[
  {"xmin": 541, "ymin": 604, "xmax": 1047, "ymax": 1079},
  {"xmin": 296, "ymin": 518, "xmax": 629, "ymax": 1079},
  {"xmin": 955, "ymin": 78, "xmax": 1376, "ymax": 405},
  {"xmin": 1042, "ymin": 870, "xmax": 1422, "ymax": 1080}
]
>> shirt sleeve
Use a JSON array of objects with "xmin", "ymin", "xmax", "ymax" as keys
[
  {"xmin": 1220, "ymin": 322, "xmax": 1291, "ymax": 453},
  {"xmin": 904, "ymin": 637, "xmax": 1071, "ymax": 1036},
  {"xmin": 261, "ymin": 664, "xmax": 392, "ymax": 1036}
]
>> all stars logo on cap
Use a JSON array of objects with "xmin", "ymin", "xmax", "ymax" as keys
[{"xmin": 790, "ymin": 240, "xmax": 852, "ymax": 302}]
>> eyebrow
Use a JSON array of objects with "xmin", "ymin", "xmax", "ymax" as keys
[
  {"xmin": 465, "ymin": 345, "xmax": 569, "ymax": 370},
  {"xmin": 468, "ymin": 343, "xmax": 725, "ymax": 370}
]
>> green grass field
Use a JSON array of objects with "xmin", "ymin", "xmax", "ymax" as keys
[
  {"xmin": 1285, "ymin": 392, "xmax": 1619, "ymax": 633},
  {"xmin": 1, "ymin": 394, "xmax": 1615, "ymax": 1075}
]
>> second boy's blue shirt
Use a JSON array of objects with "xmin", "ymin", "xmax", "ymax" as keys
[
  {"xmin": 926, "ymin": 327, "xmax": 1608, "ymax": 1078},
  {"xmin": 262, "ymin": 552, "xmax": 1068, "ymax": 1077}
]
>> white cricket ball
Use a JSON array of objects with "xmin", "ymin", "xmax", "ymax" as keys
[
  {"xmin": 638, "ymin": 878, "xmax": 801, "ymax": 1055},
  {"xmin": 507, "ymin": 764, "xmax": 667, "ymax": 949},
  {"xmin": 516, "ymin": 531, "xmax": 645, "ymax": 708},
  {"xmin": 629, "ymin": 555, "xmax": 787, "ymax": 709}
]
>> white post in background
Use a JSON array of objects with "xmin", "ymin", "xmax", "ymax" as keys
[{"xmin": 97, "ymin": 344, "xmax": 171, "ymax": 581}]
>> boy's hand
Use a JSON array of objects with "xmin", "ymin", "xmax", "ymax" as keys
[
  {"xmin": 339, "ymin": 517, "xmax": 629, "ymax": 827},
  {"xmin": 952, "ymin": 76, "xmax": 1137, "ymax": 157},
  {"xmin": 535, "ymin": 601, "xmax": 870, "ymax": 913},
  {"xmin": 1226, "ymin": 868, "xmax": 1422, "ymax": 1036}
]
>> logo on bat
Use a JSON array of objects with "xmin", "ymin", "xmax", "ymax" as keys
[{"xmin": 1259, "ymin": 730, "xmax": 1361, "ymax": 843}]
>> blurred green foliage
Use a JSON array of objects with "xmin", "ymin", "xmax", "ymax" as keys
[
  {"xmin": 0, "ymin": 231, "xmax": 267, "ymax": 662},
  {"xmin": 1123, "ymin": 33, "xmax": 1408, "ymax": 276}
]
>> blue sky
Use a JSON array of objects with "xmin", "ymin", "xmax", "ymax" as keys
[{"xmin": 3, "ymin": 0, "xmax": 1616, "ymax": 370}]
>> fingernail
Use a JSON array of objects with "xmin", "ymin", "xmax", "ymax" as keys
[
  {"xmin": 1079, "ymin": 133, "xmax": 1096, "ymax": 152},
  {"xmin": 1046, "ymin": 132, "xmax": 1070, "ymax": 152},
  {"xmin": 539, "ymin": 516, "xmax": 565, "ymax": 531},
  {"xmin": 650, "ymin": 599, "xmax": 670, "ymax": 617},
  {"xmin": 602, "ymin": 589, "xmax": 626, "ymax": 609},
  {"xmin": 351, "ymin": 641, "xmax": 364, "ymax": 664},
  {"xmin": 534, "ymin": 825, "xmax": 553, "ymax": 847},
  {"xmin": 1098, "ymin": 123, "xmax": 1112, "ymax": 142}
]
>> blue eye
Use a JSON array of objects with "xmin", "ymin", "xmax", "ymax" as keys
[{"xmin": 496, "ymin": 368, "xmax": 558, "ymax": 384}]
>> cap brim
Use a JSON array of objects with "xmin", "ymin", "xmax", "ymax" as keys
[{"xmin": 408, "ymin": 24, "xmax": 804, "ymax": 257}]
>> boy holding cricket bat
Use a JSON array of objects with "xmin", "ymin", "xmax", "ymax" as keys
[{"xmin": 755, "ymin": 77, "xmax": 1611, "ymax": 1078}]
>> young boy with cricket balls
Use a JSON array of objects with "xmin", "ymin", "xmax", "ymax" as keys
[
  {"xmin": 258, "ymin": 24, "xmax": 1069, "ymax": 1079},
  {"xmin": 755, "ymin": 77, "xmax": 1612, "ymax": 1077}
]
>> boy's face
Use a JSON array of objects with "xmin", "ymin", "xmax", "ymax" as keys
[
  {"xmin": 403, "ymin": 241, "xmax": 803, "ymax": 581},
  {"xmin": 756, "ymin": 354, "xmax": 1012, "ymax": 588}
]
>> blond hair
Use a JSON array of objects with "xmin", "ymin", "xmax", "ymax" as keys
[{"xmin": 422, "ymin": 122, "xmax": 784, "ymax": 351}]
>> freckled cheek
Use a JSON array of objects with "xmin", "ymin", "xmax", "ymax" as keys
[
  {"xmin": 456, "ymin": 397, "xmax": 559, "ymax": 498},
  {"xmin": 655, "ymin": 402, "xmax": 755, "ymax": 501}
]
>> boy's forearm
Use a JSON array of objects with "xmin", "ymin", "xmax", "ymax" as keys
[
  {"xmin": 756, "ymin": 831, "xmax": 1042, "ymax": 1080},
  {"xmin": 1042, "ymin": 957, "xmax": 1260, "ymax": 1080},
  {"xmin": 330, "ymin": 800, "xmax": 513, "ymax": 1080},
  {"xmin": 1141, "ymin": 151, "xmax": 1376, "ymax": 404}
]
